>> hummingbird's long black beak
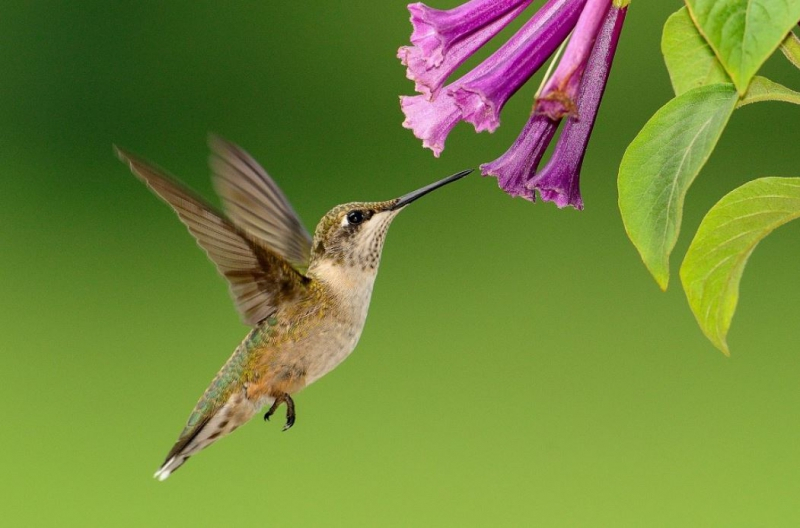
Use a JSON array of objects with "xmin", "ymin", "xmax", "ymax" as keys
[{"xmin": 390, "ymin": 169, "xmax": 473, "ymax": 211}]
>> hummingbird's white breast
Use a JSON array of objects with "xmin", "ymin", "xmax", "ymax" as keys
[{"xmin": 302, "ymin": 260, "xmax": 379, "ymax": 386}]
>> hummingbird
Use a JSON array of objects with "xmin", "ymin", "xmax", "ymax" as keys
[{"xmin": 115, "ymin": 137, "xmax": 470, "ymax": 481}]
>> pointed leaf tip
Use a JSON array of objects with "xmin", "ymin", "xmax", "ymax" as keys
[
  {"xmin": 618, "ymin": 84, "xmax": 738, "ymax": 290},
  {"xmin": 685, "ymin": 0, "xmax": 800, "ymax": 94},
  {"xmin": 680, "ymin": 177, "xmax": 800, "ymax": 355},
  {"xmin": 661, "ymin": 6, "xmax": 730, "ymax": 96}
]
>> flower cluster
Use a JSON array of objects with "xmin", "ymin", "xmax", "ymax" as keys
[{"xmin": 399, "ymin": 0, "xmax": 629, "ymax": 209}]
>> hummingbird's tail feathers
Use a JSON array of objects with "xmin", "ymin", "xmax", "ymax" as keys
[
  {"xmin": 154, "ymin": 455, "xmax": 185, "ymax": 481},
  {"xmin": 153, "ymin": 415, "xmax": 210, "ymax": 481},
  {"xmin": 153, "ymin": 392, "xmax": 258, "ymax": 481}
]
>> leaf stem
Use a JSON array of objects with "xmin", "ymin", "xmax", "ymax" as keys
[{"xmin": 780, "ymin": 31, "xmax": 800, "ymax": 70}]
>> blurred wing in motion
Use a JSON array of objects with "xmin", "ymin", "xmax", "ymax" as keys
[
  {"xmin": 209, "ymin": 136, "xmax": 313, "ymax": 272},
  {"xmin": 116, "ymin": 147, "xmax": 308, "ymax": 326}
]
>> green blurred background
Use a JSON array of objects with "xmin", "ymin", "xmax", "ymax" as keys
[{"xmin": 3, "ymin": 1, "xmax": 800, "ymax": 526}]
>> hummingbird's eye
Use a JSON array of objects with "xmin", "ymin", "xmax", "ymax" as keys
[{"xmin": 346, "ymin": 210, "xmax": 364, "ymax": 225}]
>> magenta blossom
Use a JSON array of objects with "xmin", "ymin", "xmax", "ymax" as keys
[
  {"xmin": 400, "ymin": 92, "xmax": 462, "ymax": 157},
  {"xmin": 449, "ymin": 0, "xmax": 586, "ymax": 133},
  {"xmin": 406, "ymin": 0, "xmax": 532, "ymax": 69},
  {"xmin": 398, "ymin": 0, "xmax": 534, "ymax": 100},
  {"xmin": 481, "ymin": 114, "xmax": 559, "ymax": 200},
  {"xmin": 399, "ymin": 0, "xmax": 630, "ymax": 208},
  {"xmin": 528, "ymin": 4, "xmax": 627, "ymax": 208},
  {"xmin": 536, "ymin": 0, "xmax": 612, "ymax": 120},
  {"xmin": 401, "ymin": 0, "xmax": 585, "ymax": 156}
]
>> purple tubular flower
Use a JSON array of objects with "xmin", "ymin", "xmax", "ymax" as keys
[
  {"xmin": 400, "ymin": 0, "xmax": 586, "ymax": 156},
  {"xmin": 400, "ymin": 92, "xmax": 462, "ymax": 157},
  {"xmin": 404, "ymin": 0, "xmax": 533, "ymax": 69},
  {"xmin": 528, "ymin": 4, "xmax": 627, "ymax": 209},
  {"xmin": 450, "ymin": 0, "xmax": 587, "ymax": 133},
  {"xmin": 480, "ymin": 114, "xmax": 559, "ymax": 201},
  {"xmin": 398, "ymin": 0, "xmax": 533, "ymax": 100},
  {"xmin": 536, "ymin": 0, "xmax": 612, "ymax": 120}
]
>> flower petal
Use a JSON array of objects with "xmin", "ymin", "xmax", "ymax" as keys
[
  {"xmin": 398, "ymin": 0, "xmax": 533, "ymax": 100},
  {"xmin": 406, "ymin": 0, "xmax": 534, "ymax": 69},
  {"xmin": 480, "ymin": 113, "xmax": 560, "ymax": 201},
  {"xmin": 449, "ymin": 0, "xmax": 587, "ymax": 133},
  {"xmin": 528, "ymin": 4, "xmax": 627, "ymax": 209},
  {"xmin": 400, "ymin": 93, "xmax": 462, "ymax": 157},
  {"xmin": 535, "ymin": 0, "xmax": 611, "ymax": 120}
]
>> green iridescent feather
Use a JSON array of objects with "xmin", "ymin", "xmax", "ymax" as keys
[{"xmin": 180, "ymin": 327, "xmax": 269, "ymax": 436}]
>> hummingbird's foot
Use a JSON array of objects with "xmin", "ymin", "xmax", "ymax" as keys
[{"xmin": 263, "ymin": 393, "xmax": 296, "ymax": 431}]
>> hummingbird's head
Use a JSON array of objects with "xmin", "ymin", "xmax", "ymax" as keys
[{"xmin": 307, "ymin": 169, "xmax": 472, "ymax": 277}]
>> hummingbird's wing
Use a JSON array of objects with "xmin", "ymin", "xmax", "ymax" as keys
[
  {"xmin": 208, "ymin": 136, "xmax": 313, "ymax": 273},
  {"xmin": 116, "ymin": 148, "xmax": 308, "ymax": 326}
]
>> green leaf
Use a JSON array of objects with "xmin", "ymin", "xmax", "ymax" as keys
[
  {"xmin": 662, "ymin": 6, "xmax": 730, "ymax": 95},
  {"xmin": 780, "ymin": 30, "xmax": 800, "ymax": 69},
  {"xmin": 685, "ymin": 0, "xmax": 800, "ymax": 94},
  {"xmin": 737, "ymin": 75, "xmax": 800, "ymax": 106},
  {"xmin": 618, "ymin": 84, "xmax": 738, "ymax": 290},
  {"xmin": 680, "ymin": 177, "xmax": 800, "ymax": 355}
]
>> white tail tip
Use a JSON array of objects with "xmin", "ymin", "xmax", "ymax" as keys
[{"xmin": 154, "ymin": 456, "xmax": 177, "ymax": 481}]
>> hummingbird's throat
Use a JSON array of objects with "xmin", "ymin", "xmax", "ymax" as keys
[
  {"xmin": 355, "ymin": 210, "xmax": 398, "ymax": 271},
  {"xmin": 309, "ymin": 210, "xmax": 397, "ymax": 282}
]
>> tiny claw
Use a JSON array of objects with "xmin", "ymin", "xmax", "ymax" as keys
[
  {"xmin": 282, "ymin": 394, "xmax": 296, "ymax": 431},
  {"xmin": 264, "ymin": 393, "xmax": 296, "ymax": 430},
  {"xmin": 263, "ymin": 399, "xmax": 280, "ymax": 422},
  {"xmin": 282, "ymin": 414, "xmax": 295, "ymax": 432}
]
